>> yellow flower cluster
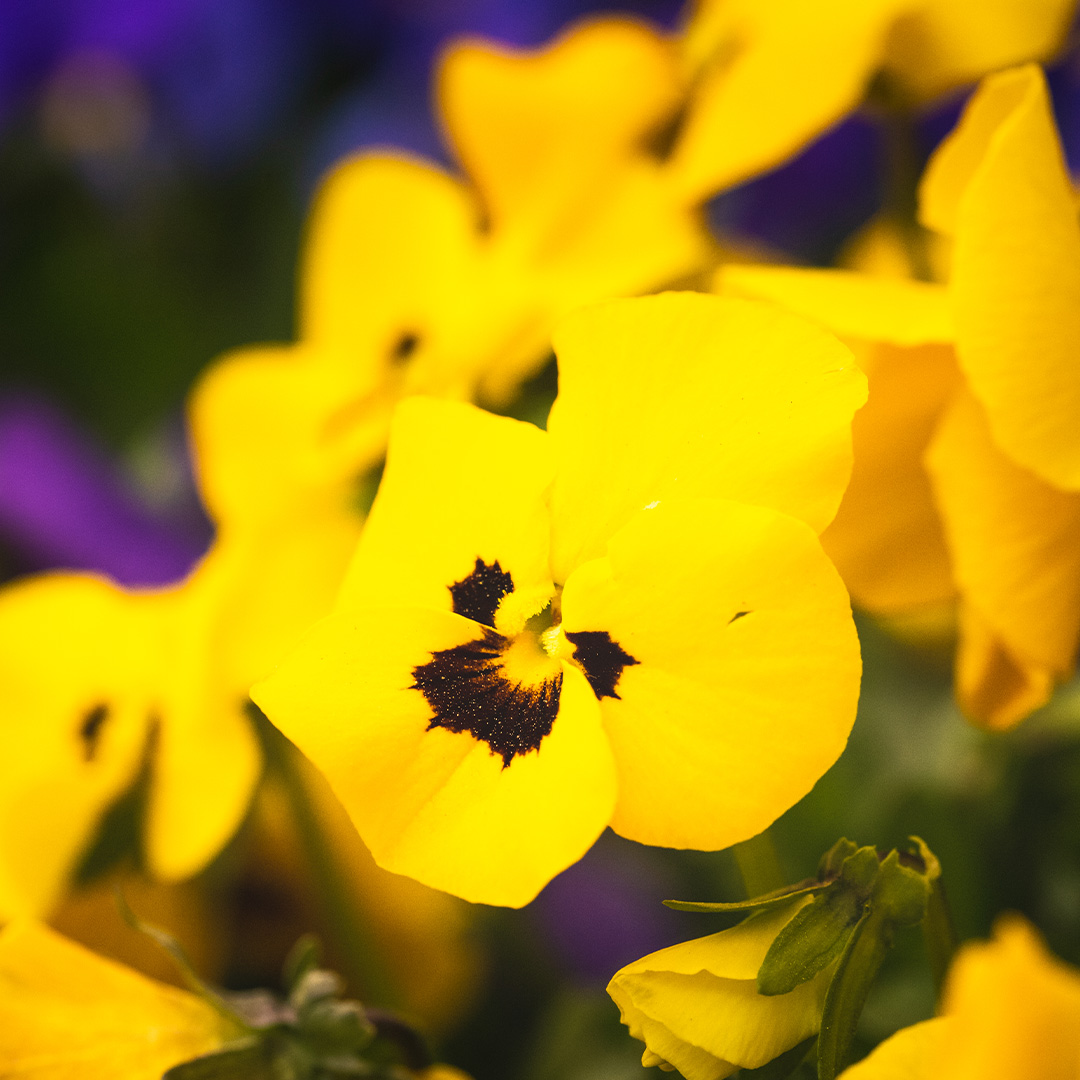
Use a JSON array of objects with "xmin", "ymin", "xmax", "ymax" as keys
[{"xmin": 0, "ymin": 2, "xmax": 1078, "ymax": 1072}]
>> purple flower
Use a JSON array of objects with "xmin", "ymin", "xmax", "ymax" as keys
[{"xmin": 0, "ymin": 392, "xmax": 209, "ymax": 587}]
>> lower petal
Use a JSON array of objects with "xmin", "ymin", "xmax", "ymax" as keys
[
  {"xmin": 560, "ymin": 498, "xmax": 860, "ymax": 851},
  {"xmin": 253, "ymin": 607, "xmax": 616, "ymax": 907}
]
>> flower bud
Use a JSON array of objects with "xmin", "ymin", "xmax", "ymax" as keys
[{"xmin": 607, "ymin": 898, "xmax": 830, "ymax": 1080}]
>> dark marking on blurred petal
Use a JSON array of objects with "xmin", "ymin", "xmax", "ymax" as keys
[
  {"xmin": 729, "ymin": 610, "xmax": 751, "ymax": 623},
  {"xmin": 565, "ymin": 631, "xmax": 639, "ymax": 700},
  {"xmin": 450, "ymin": 558, "xmax": 514, "ymax": 628},
  {"xmin": 412, "ymin": 628, "xmax": 561, "ymax": 767},
  {"xmin": 79, "ymin": 702, "xmax": 110, "ymax": 761},
  {"xmin": 390, "ymin": 331, "xmax": 419, "ymax": 365}
]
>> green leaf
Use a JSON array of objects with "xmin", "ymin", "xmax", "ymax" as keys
[
  {"xmin": 739, "ymin": 1036, "xmax": 817, "ymax": 1079},
  {"xmin": 665, "ymin": 880, "xmax": 826, "ymax": 914},
  {"xmin": 873, "ymin": 850, "xmax": 930, "ymax": 927}
]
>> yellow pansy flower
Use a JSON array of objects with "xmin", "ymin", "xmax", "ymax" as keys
[
  {"xmin": 0, "ymin": 397, "xmax": 362, "ymax": 916},
  {"xmin": 253, "ymin": 292, "xmax": 866, "ymax": 907},
  {"xmin": 608, "ymin": 898, "xmax": 831, "ymax": 1080},
  {"xmin": 719, "ymin": 63, "xmax": 1080, "ymax": 730},
  {"xmin": 839, "ymin": 916, "xmax": 1080, "ymax": 1080},
  {"xmin": 673, "ymin": 0, "xmax": 1077, "ymax": 202},
  {"xmin": 0, "ymin": 919, "xmax": 237, "ymax": 1079}
]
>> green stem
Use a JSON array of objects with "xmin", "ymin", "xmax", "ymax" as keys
[
  {"xmin": 733, "ymin": 830, "xmax": 786, "ymax": 899},
  {"xmin": 254, "ymin": 707, "xmax": 403, "ymax": 1010},
  {"xmin": 816, "ymin": 909, "xmax": 890, "ymax": 1080},
  {"xmin": 922, "ymin": 877, "xmax": 958, "ymax": 1001}
]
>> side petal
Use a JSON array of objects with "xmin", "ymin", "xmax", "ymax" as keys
[
  {"xmin": 837, "ymin": 1017, "xmax": 948, "ymax": 1079},
  {"xmin": 935, "ymin": 66, "xmax": 1080, "ymax": 490},
  {"xmin": 926, "ymin": 389, "xmax": 1080, "ymax": 728},
  {"xmin": 821, "ymin": 342, "xmax": 959, "ymax": 612},
  {"xmin": 548, "ymin": 293, "xmax": 866, "ymax": 580},
  {"xmin": 439, "ymin": 19, "xmax": 683, "ymax": 248},
  {"xmin": 718, "ymin": 266, "xmax": 953, "ymax": 347},
  {"xmin": 0, "ymin": 575, "xmax": 155, "ymax": 917},
  {"xmin": 0, "ymin": 920, "xmax": 233, "ymax": 1079},
  {"xmin": 340, "ymin": 398, "xmax": 556, "ymax": 631},
  {"xmin": 190, "ymin": 343, "xmax": 393, "ymax": 528},
  {"xmin": 559, "ymin": 498, "xmax": 860, "ymax": 850},
  {"xmin": 253, "ymin": 607, "xmax": 617, "ymax": 907}
]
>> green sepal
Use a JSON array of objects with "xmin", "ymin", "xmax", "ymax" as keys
[
  {"xmin": 162, "ymin": 1041, "xmax": 270, "ymax": 1080},
  {"xmin": 283, "ymin": 934, "xmax": 323, "ymax": 996},
  {"xmin": 816, "ymin": 850, "xmax": 933, "ymax": 1079},
  {"xmin": 739, "ymin": 1036, "xmax": 817, "ymax": 1079},
  {"xmin": 756, "ymin": 846, "xmax": 878, "ymax": 996},
  {"xmin": 664, "ymin": 880, "xmax": 826, "ymax": 915},
  {"xmin": 817, "ymin": 839, "xmax": 860, "ymax": 880}
]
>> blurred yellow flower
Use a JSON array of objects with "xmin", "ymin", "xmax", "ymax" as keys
[
  {"xmin": 720, "ymin": 63, "xmax": 1080, "ymax": 730},
  {"xmin": 840, "ymin": 916, "xmax": 1080, "ymax": 1080},
  {"xmin": 253, "ymin": 292, "xmax": 865, "ymax": 907},
  {"xmin": 0, "ymin": 398, "xmax": 362, "ymax": 917},
  {"xmin": 0, "ymin": 919, "xmax": 237, "ymax": 1080},
  {"xmin": 674, "ymin": 0, "xmax": 1077, "ymax": 201},
  {"xmin": 608, "ymin": 898, "xmax": 830, "ymax": 1080}
]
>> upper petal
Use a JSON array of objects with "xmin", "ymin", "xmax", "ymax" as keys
[
  {"xmin": 671, "ymin": 0, "xmax": 905, "ymax": 202},
  {"xmin": 439, "ymin": 18, "xmax": 683, "ymax": 250},
  {"xmin": 560, "ymin": 498, "xmax": 860, "ymax": 851},
  {"xmin": 547, "ymin": 292, "xmax": 867, "ymax": 581},
  {"xmin": 882, "ymin": 0, "xmax": 1075, "ymax": 101},
  {"xmin": 253, "ymin": 606, "xmax": 616, "ymax": 907},
  {"xmin": 922, "ymin": 65, "xmax": 1080, "ymax": 491},
  {"xmin": 340, "ymin": 398, "xmax": 555, "ymax": 629}
]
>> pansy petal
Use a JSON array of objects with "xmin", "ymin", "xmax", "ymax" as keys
[
  {"xmin": 191, "ymin": 343, "xmax": 393, "ymax": 526},
  {"xmin": 938, "ymin": 917, "xmax": 1080, "ymax": 1079},
  {"xmin": 548, "ymin": 293, "xmax": 866, "ymax": 580},
  {"xmin": 144, "ymin": 507, "xmax": 360, "ymax": 882},
  {"xmin": 883, "ymin": 0, "xmax": 1075, "ymax": 102},
  {"xmin": 822, "ymin": 342, "xmax": 959, "ymax": 612},
  {"xmin": 439, "ymin": 19, "xmax": 682, "ymax": 249},
  {"xmin": 954, "ymin": 604, "xmax": 1056, "ymax": 733},
  {"xmin": 0, "ymin": 920, "xmax": 233, "ymax": 1079},
  {"xmin": 929, "ymin": 66, "xmax": 1080, "ymax": 490},
  {"xmin": 672, "ymin": 0, "xmax": 905, "ymax": 203},
  {"xmin": 340, "ymin": 398, "xmax": 555, "ymax": 630},
  {"xmin": 301, "ymin": 153, "xmax": 481, "ymax": 364},
  {"xmin": 837, "ymin": 1017, "xmax": 948, "ymax": 1079},
  {"xmin": 609, "ymin": 905, "xmax": 830, "ymax": 1076},
  {"xmin": 0, "ymin": 575, "xmax": 155, "ymax": 917},
  {"xmin": 926, "ymin": 388, "xmax": 1080, "ymax": 728},
  {"xmin": 253, "ymin": 607, "xmax": 616, "ymax": 908},
  {"xmin": 718, "ymin": 266, "xmax": 953, "ymax": 347},
  {"xmin": 559, "ymin": 498, "xmax": 860, "ymax": 850}
]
